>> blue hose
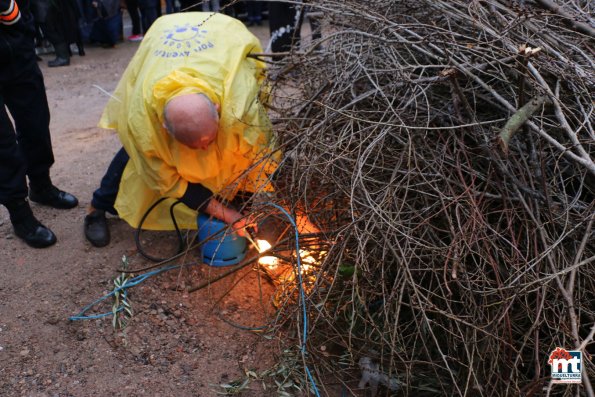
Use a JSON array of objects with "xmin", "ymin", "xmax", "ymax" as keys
[{"xmin": 70, "ymin": 203, "xmax": 321, "ymax": 396}]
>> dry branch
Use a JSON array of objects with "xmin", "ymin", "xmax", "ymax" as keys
[
  {"xmin": 264, "ymin": 0, "xmax": 595, "ymax": 395},
  {"xmin": 498, "ymin": 94, "xmax": 549, "ymax": 153}
]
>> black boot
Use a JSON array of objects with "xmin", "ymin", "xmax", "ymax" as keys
[
  {"xmin": 5, "ymin": 199, "xmax": 57, "ymax": 248},
  {"xmin": 48, "ymin": 43, "xmax": 70, "ymax": 67},
  {"xmin": 29, "ymin": 183, "xmax": 78, "ymax": 209},
  {"xmin": 76, "ymin": 40, "xmax": 85, "ymax": 56},
  {"xmin": 84, "ymin": 209, "xmax": 110, "ymax": 247}
]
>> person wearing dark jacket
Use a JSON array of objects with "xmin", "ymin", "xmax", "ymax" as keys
[
  {"xmin": 44, "ymin": 0, "xmax": 84, "ymax": 66},
  {"xmin": 0, "ymin": 0, "xmax": 79, "ymax": 248}
]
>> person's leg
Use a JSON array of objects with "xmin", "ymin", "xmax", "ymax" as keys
[
  {"xmin": 165, "ymin": 0, "xmax": 173, "ymax": 13},
  {"xmin": 245, "ymin": 0, "xmax": 262, "ymax": 26},
  {"xmin": 139, "ymin": 0, "xmax": 158, "ymax": 34},
  {"xmin": 91, "ymin": 147, "xmax": 129, "ymax": 215},
  {"xmin": 3, "ymin": 59, "xmax": 54, "ymax": 187},
  {"xmin": 125, "ymin": 0, "xmax": 141, "ymax": 36},
  {"xmin": 105, "ymin": 11, "xmax": 122, "ymax": 46},
  {"xmin": 4, "ymin": 58, "xmax": 78, "ymax": 210},
  {"xmin": 0, "ymin": 99, "xmax": 28, "ymax": 205},
  {"xmin": 44, "ymin": 6, "xmax": 71, "ymax": 66},
  {"xmin": 0, "ymin": 61, "xmax": 58, "ymax": 248},
  {"xmin": 85, "ymin": 147, "xmax": 129, "ymax": 247}
]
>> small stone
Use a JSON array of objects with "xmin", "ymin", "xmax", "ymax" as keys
[
  {"xmin": 130, "ymin": 346, "xmax": 142, "ymax": 356},
  {"xmin": 19, "ymin": 349, "xmax": 29, "ymax": 356}
]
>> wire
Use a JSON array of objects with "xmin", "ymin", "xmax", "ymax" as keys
[
  {"xmin": 134, "ymin": 197, "xmax": 187, "ymax": 262},
  {"xmin": 262, "ymin": 203, "xmax": 321, "ymax": 397},
  {"xmin": 69, "ymin": 264, "xmax": 184, "ymax": 321},
  {"xmin": 72, "ymin": 199, "xmax": 322, "ymax": 396}
]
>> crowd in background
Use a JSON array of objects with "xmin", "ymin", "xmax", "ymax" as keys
[{"xmin": 32, "ymin": 0, "xmax": 322, "ymax": 68}]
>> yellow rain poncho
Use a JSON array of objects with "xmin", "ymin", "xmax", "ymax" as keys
[{"xmin": 99, "ymin": 12, "xmax": 278, "ymax": 230}]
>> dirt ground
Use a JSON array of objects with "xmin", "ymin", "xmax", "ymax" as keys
[{"xmin": 0, "ymin": 18, "xmax": 301, "ymax": 397}]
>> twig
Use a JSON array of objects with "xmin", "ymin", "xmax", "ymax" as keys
[{"xmin": 498, "ymin": 95, "xmax": 548, "ymax": 153}]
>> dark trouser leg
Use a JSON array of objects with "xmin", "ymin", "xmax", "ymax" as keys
[
  {"xmin": 139, "ymin": 5, "xmax": 158, "ymax": 33},
  {"xmin": 125, "ymin": 0, "xmax": 141, "ymax": 35},
  {"xmin": 246, "ymin": 1, "xmax": 263, "ymax": 24},
  {"xmin": 2, "ymin": 56, "xmax": 54, "ymax": 190},
  {"xmin": 91, "ymin": 147, "xmax": 129, "ymax": 215},
  {"xmin": 0, "ymin": 97, "xmax": 28, "ymax": 204}
]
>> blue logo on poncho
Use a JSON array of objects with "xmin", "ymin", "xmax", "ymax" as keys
[{"xmin": 153, "ymin": 24, "xmax": 215, "ymax": 58}]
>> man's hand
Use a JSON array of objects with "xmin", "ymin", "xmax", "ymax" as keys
[
  {"xmin": 231, "ymin": 213, "xmax": 258, "ymax": 238},
  {"xmin": 205, "ymin": 197, "xmax": 257, "ymax": 237}
]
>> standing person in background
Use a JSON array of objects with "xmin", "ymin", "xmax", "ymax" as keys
[
  {"xmin": 164, "ymin": 0, "xmax": 179, "ymax": 14},
  {"xmin": 44, "ymin": 0, "xmax": 84, "ymax": 66},
  {"xmin": 89, "ymin": 0, "xmax": 121, "ymax": 47},
  {"xmin": 138, "ymin": 0, "xmax": 158, "ymax": 33},
  {"xmin": 201, "ymin": 0, "xmax": 219, "ymax": 12},
  {"xmin": 125, "ymin": 0, "xmax": 157, "ymax": 41},
  {"xmin": 124, "ymin": 0, "xmax": 142, "ymax": 41},
  {"xmin": 30, "ymin": 0, "xmax": 50, "ymax": 52},
  {"xmin": 244, "ymin": 0, "xmax": 262, "ymax": 26},
  {"xmin": 1, "ymin": 0, "xmax": 79, "ymax": 248}
]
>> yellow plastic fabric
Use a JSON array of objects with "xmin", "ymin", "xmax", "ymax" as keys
[{"xmin": 99, "ymin": 12, "xmax": 278, "ymax": 230}]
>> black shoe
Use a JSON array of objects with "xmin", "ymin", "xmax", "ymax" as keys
[
  {"xmin": 48, "ymin": 57, "xmax": 70, "ymax": 67},
  {"xmin": 30, "ymin": 185, "xmax": 78, "ymax": 209},
  {"xmin": 84, "ymin": 210, "xmax": 110, "ymax": 247},
  {"xmin": 12, "ymin": 215, "xmax": 57, "ymax": 248}
]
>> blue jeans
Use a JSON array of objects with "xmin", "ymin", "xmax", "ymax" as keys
[{"xmin": 91, "ymin": 147, "xmax": 129, "ymax": 215}]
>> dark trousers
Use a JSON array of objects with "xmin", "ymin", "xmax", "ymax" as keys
[
  {"xmin": 139, "ymin": 4, "xmax": 158, "ymax": 33},
  {"xmin": 125, "ymin": 0, "xmax": 141, "ymax": 35},
  {"xmin": 0, "ymin": 50, "xmax": 54, "ymax": 204},
  {"xmin": 92, "ymin": 147, "xmax": 129, "ymax": 215},
  {"xmin": 245, "ymin": 1, "xmax": 263, "ymax": 24}
]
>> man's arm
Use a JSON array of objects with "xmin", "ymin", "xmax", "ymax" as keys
[
  {"xmin": 179, "ymin": 181, "xmax": 252, "ymax": 237},
  {"xmin": 203, "ymin": 197, "xmax": 253, "ymax": 238},
  {"xmin": 0, "ymin": 0, "xmax": 21, "ymax": 25}
]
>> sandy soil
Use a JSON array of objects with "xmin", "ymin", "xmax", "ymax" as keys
[{"xmin": 0, "ymin": 20, "xmax": 290, "ymax": 397}]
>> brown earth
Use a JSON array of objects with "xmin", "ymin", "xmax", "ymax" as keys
[{"xmin": 0, "ymin": 20, "xmax": 300, "ymax": 397}]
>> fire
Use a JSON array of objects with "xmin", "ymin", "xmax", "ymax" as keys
[
  {"xmin": 299, "ymin": 249, "xmax": 316, "ymax": 271},
  {"xmin": 256, "ymin": 239, "xmax": 279, "ymax": 268}
]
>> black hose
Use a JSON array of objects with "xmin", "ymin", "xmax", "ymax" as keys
[{"xmin": 134, "ymin": 197, "xmax": 187, "ymax": 262}]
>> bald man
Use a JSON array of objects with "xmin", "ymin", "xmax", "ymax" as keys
[{"xmin": 84, "ymin": 12, "xmax": 277, "ymax": 248}]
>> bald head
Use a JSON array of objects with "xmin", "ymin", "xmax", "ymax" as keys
[{"xmin": 163, "ymin": 93, "xmax": 219, "ymax": 150}]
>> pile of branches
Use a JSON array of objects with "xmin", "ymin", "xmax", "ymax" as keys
[{"xmin": 263, "ymin": 0, "xmax": 595, "ymax": 395}]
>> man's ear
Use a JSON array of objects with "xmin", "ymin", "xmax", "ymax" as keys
[{"xmin": 215, "ymin": 103, "xmax": 221, "ymax": 113}]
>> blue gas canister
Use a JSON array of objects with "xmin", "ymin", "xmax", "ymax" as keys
[{"xmin": 197, "ymin": 214, "xmax": 247, "ymax": 267}]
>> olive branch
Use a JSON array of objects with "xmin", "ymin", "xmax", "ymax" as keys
[{"xmin": 112, "ymin": 255, "xmax": 133, "ymax": 329}]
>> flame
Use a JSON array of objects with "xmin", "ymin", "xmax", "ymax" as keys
[
  {"xmin": 299, "ymin": 249, "xmax": 316, "ymax": 271},
  {"xmin": 257, "ymin": 239, "xmax": 279, "ymax": 268},
  {"xmin": 256, "ymin": 239, "xmax": 272, "ymax": 252}
]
